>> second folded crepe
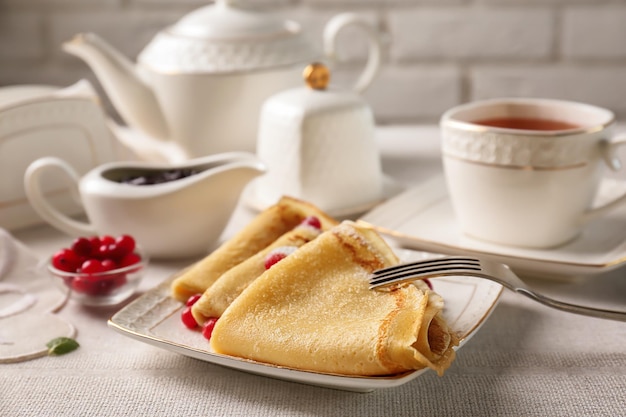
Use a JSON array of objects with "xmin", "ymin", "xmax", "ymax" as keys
[
  {"xmin": 171, "ymin": 196, "xmax": 338, "ymax": 302},
  {"xmin": 210, "ymin": 221, "xmax": 459, "ymax": 376},
  {"xmin": 191, "ymin": 219, "xmax": 323, "ymax": 324}
]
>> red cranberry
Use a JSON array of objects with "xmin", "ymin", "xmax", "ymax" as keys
[
  {"xmin": 264, "ymin": 252, "xmax": 287, "ymax": 270},
  {"xmin": 52, "ymin": 249, "xmax": 81, "ymax": 272},
  {"xmin": 72, "ymin": 275, "xmax": 98, "ymax": 295},
  {"xmin": 119, "ymin": 253, "xmax": 141, "ymax": 268},
  {"xmin": 202, "ymin": 318, "xmax": 218, "ymax": 340},
  {"xmin": 92, "ymin": 277, "xmax": 115, "ymax": 295},
  {"xmin": 94, "ymin": 273, "xmax": 126, "ymax": 295},
  {"xmin": 72, "ymin": 274, "xmax": 120, "ymax": 296},
  {"xmin": 71, "ymin": 237, "xmax": 93, "ymax": 257},
  {"xmin": 80, "ymin": 259, "xmax": 105, "ymax": 274},
  {"xmin": 111, "ymin": 273, "xmax": 127, "ymax": 289},
  {"xmin": 100, "ymin": 235, "xmax": 115, "ymax": 246},
  {"xmin": 181, "ymin": 295, "xmax": 208, "ymax": 331},
  {"xmin": 264, "ymin": 246, "xmax": 297, "ymax": 270},
  {"xmin": 88, "ymin": 236, "xmax": 101, "ymax": 249},
  {"xmin": 92, "ymin": 244, "xmax": 110, "ymax": 259},
  {"xmin": 185, "ymin": 294, "xmax": 202, "ymax": 307},
  {"xmin": 102, "ymin": 243, "xmax": 125, "ymax": 261},
  {"xmin": 300, "ymin": 215, "xmax": 321, "ymax": 230},
  {"xmin": 181, "ymin": 306, "xmax": 198, "ymax": 329},
  {"xmin": 115, "ymin": 235, "xmax": 136, "ymax": 255},
  {"xmin": 101, "ymin": 259, "xmax": 118, "ymax": 271}
]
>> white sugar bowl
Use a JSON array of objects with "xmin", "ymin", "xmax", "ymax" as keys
[{"xmin": 253, "ymin": 63, "xmax": 383, "ymax": 215}]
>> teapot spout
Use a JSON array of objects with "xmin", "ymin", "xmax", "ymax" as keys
[{"xmin": 63, "ymin": 32, "xmax": 170, "ymax": 141}]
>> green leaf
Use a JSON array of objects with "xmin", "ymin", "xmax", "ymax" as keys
[{"xmin": 46, "ymin": 337, "xmax": 80, "ymax": 356}]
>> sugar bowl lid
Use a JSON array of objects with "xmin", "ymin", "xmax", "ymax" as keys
[
  {"xmin": 262, "ymin": 63, "xmax": 370, "ymax": 116},
  {"xmin": 138, "ymin": 0, "xmax": 317, "ymax": 74}
]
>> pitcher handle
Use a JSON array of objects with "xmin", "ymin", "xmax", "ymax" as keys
[
  {"xmin": 582, "ymin": 134, "xmax": 626, "ymax": 221},
  {"xmin": 323, "ymin": 12, "xmax": 382, "ymax": 94},
  {"xmin": 24, "ymin": 157, "xmax": 96, "ymax": 236}
]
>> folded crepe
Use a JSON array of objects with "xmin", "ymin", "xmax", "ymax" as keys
[
  {"xmin": 171, "ymin": 196, "xmax": 338, "ymax": 302},
  {"xmin": 191, "ymin": 221, "xmax": 322, "ymax": 324},
  {"xmin": 210, "ymin": 221, "xmax": 459, "ymax": 376}
]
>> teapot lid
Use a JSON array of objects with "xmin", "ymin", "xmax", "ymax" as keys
[{"xmin": 138, "ymin": 0, "xmax": 317, "ymax": 74}]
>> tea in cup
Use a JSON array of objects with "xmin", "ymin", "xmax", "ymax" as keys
[{"xmin": 440, "ymin": 98, "xmax": 626, "ymax": 248}]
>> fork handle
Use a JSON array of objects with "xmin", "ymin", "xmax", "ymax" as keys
[{"xmin": 517, "ymin": 289, "xmax": 626, "ymax": 322}]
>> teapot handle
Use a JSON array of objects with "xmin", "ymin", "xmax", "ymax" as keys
[
  {"xmin": 323, "ymin": 13, "xmax": 382, "ymax": 94},
  {"xmin": 24, "ymin": 157, "xmax": 97, "ymax": 237}
]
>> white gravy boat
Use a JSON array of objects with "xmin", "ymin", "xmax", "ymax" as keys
[{"xmin": 24, "ymin": 153, "xmax": 265, "ymax": 259}]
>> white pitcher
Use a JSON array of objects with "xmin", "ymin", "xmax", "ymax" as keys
[{"xmin": 25, "ymin": 153, "xmax": 266, "ymax": 259}]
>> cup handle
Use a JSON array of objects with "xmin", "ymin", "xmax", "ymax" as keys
[
  {"xmin": 24, "ymin": 157, "xmax": 96, "ymax": 236},
  {"xmin": 582, "ymin": 134, "xmax": 626, "ymax": 221},
  {"xmin": 323, "ymin": 12, "xmax": 382, "ymax": 94}
]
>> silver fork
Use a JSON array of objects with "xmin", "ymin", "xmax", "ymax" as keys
[{"xmin": 369, "ymin": 256, "xmax": 626, "ymax": 322}]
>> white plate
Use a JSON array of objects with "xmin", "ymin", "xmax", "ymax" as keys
[
  {"xmin": 108, "ymin": 249, "xmax": 502, "ymax": 392},
  {"xmin": 241, "ymin": 175, "xmax": 405, "ymax": 219},
  {"xmin": 360, "ymin": 176, "xmax": 626, "ymax": 279}
]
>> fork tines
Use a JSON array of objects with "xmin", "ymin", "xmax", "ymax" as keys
[{"xmin": 369, "ymin": 256, "xmax": 482, "ymax": 289}]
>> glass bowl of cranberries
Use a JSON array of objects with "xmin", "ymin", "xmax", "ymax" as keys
[{"xmin": 47, "ymin": 234, "xmax": 147, "ymax": 306}]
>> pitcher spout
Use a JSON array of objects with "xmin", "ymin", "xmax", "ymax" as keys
[
  {"xmin": 182, "ymin": 152, "xmax": 266, "ymax": 201},
  {"xmin": 201, "ymin": 152, "xmax": 267, "ymax": 190},
  {"xmin": 63, "ymin": 32, "xmax": 170, "ymax": 141}
]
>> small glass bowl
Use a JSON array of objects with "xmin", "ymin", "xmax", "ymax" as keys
[{"xmin": 47, "ymin": 248, "xmax": 148, "ymax": 306}]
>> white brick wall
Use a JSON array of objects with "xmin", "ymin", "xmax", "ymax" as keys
[
  {"xmin": 2, "ymin": 0, "xmax": 626, "ymax": 123},
  {"xmin": 390, "ymin": 8, "xmax": 554, "ymax": 60},
  {"xmin": 562, "ymin": 7, "xmax": 626, "ymax": 59}
]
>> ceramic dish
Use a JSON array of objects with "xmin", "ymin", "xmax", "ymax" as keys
[
  {"xmin": 0, "ymin": 80, "xmax": 122, "ymax": 231},
  {"xmin": 360, "ymin": 176, "xmax": 626, "ymax": 279},
  {"xmin": 108, "ymin": 248, "xmax": 502, "ymax": 392}
]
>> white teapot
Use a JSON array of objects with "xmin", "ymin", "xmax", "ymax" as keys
[{"xmin": 63, "ymin": 0, "xmax": 383, "ymax": 162}]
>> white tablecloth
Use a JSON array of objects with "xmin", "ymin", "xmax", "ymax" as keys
[{"xmin": 4, "ymin": 126, "xmax": 626, "ymax": 417}]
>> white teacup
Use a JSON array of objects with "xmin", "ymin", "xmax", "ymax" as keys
[{"xmin": 440, "ymin": 98, "xmax": 626, "ymax": 248}]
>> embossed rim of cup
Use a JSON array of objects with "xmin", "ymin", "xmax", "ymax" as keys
[
  {"xmin": 440, "ymin": 97, "xmax": 614, "ymax": 137},
  {"xmin": 440, "ymin": 98, "xmax": 616, "ymax": 170}
]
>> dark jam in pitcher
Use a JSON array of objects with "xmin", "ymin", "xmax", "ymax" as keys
[{"xmin": 119, "ymin": 169, "xmax": 200, "ymax": 185}]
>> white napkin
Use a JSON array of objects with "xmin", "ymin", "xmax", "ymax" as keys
[{"xmin": 0, "ymin": 228, "xmax": 74, "ymax": 363}]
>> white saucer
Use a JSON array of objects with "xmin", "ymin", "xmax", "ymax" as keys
[
  {"xmin": 360, "ymin": 176, "xmax": 626, "ymax": 279},
  {"xmin": 241, "ymin": 175, "xmax": 404, "ymax": 219}
]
